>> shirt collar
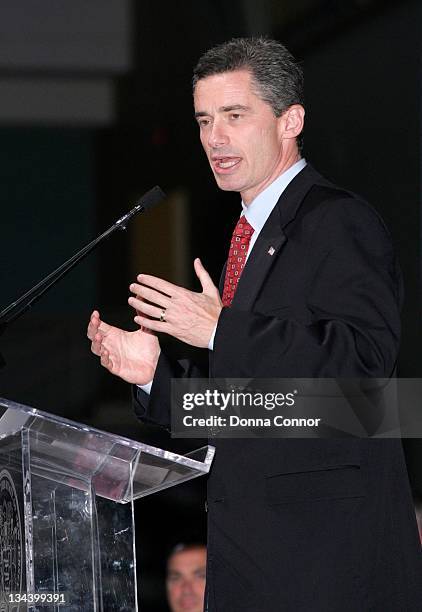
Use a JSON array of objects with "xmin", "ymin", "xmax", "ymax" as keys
[{"xmin": 242, "ymin": 158, "xmax": 307, "ymax": 232}]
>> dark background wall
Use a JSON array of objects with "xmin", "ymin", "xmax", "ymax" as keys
[{"xmin": 0, "ymin": 1, "xmax": 420, "ymax": 608}]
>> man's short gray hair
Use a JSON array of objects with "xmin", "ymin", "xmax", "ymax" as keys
[{"xmin": 192, "ymin": 37, "xmax": 304, "ymax": 118}]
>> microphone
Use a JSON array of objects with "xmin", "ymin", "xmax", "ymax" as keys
[
  {"xmin": 115, "ymin": 185, "xmax": 166, "ymax": 229},
  {"xmin": 0, "ymin": 185, "xmax": 166, "ymax": 331}
]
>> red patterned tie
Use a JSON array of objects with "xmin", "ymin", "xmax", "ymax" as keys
[{"xmin": 222, "ymin": 215, "xmax": 255, "ymax": 306}]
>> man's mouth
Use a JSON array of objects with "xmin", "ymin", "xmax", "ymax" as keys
[
  {"xmin": 211, "ymin": 156, "xmax": 242, "ymax": 172},
  {"xmin": 179, "ymin": 596, "xmax": 199, "ymax": 610}
]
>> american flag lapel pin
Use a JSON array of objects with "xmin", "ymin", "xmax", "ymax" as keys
[{"xmin": 268, "ymin": 246, "xmax": 276, "ymax": 256}]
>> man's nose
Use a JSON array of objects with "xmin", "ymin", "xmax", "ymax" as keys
[
  {"xmin": 208, "ymin": 120, "xmax": 229, "ymax": 148},
  {"xmin": 180, "ymin": 578, "xmax": 194, "ymax": 594}
]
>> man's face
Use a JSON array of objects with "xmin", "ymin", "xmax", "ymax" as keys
[
  {"xmin": 166, "ymin": 547, "xmax": 207, "ymax": 612},
  {"xmin": 194, "ymin": 69, "xmax": 289, "ymax": 205}
]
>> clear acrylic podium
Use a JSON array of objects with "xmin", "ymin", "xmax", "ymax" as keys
[{"xmin": 0, "ymin": 398, "xmax": 214, "ymax": 611}]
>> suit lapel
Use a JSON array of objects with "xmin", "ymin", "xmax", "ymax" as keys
[
  {"xmin": 227, "ymin": 164, "xmax": 321, "ymax": 310},
  {"xmin": 230, "ymin": 207, "xmax": 286, "ymax": 310}
]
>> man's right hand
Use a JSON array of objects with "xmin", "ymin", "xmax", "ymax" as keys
[{"xmin": 87, "ymin": 310, "xmax": 161, "ymax": 385}]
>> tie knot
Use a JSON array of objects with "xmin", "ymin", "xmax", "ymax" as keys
[{"xmin": 233, "ymin": 215, "xmax": 254, "ymax": 238}]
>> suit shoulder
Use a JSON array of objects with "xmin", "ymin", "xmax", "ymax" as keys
[{"xmin": 303, "ymin": 181, "xmax": 392, "ymax": 240}]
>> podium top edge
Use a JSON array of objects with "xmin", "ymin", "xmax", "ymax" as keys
[{"xmin": 0, "ymin": 397, "xmax": 215, "ymax": 471}]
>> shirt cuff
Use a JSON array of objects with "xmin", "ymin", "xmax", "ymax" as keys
[
  {"xmin": 208, "ymin": 323, "xmax": 217, "ymax": 351},
  {"xmin": 137, "ymin": 381, "xmax": 153, "ymax": 394}
]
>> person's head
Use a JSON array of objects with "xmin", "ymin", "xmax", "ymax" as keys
[
  {"xmin": 193, "ymin": 37, "xmax": 305, "ymax": 205},
  {"xmin": 166, "ymin": 543, "xmax": 207, "ymax": 612}
]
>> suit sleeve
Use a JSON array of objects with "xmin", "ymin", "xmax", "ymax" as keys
[
  {"xmin": 212, "ymin": 198, "xmax": 402, "ymax": 379},
  {"xmin": 133, "ymin": 351, "xmax": 207, "ymax": 430}
]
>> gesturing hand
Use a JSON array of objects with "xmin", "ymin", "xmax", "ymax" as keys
[
  {"xmin": 87, "ymin": 310, "xmax": 161, "ymax": 385},
  {"xmin": 128, "ymin": 258, "xmax": 222, "ymax": 348}
]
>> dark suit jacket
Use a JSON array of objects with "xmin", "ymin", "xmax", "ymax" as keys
[{"xmin": 134, "ymin": 165, "xmax": 422, "ymax": 611}]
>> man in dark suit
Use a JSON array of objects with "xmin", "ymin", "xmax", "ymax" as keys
[{"xmin": 88, "ymin": 38, "xmax": 422, "ymax": 610}]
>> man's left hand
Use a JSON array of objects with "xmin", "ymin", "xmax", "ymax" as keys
[{"xmin": 129, "ymin": 258, "xmax": 222, "ymax": 348}]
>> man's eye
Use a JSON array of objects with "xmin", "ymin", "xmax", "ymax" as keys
[
  {"xmin": 195, "ymin": 571, "xmax": 206, "ymax": 580},
  {"xmin": 167, "ymin": 575, "xmax": 181, "ymax": 583},
  {"xmin": 198, "ymin": 119, "xmax": 210, "ymax": 127},
  {"xmin": 230, "ymin": 113, "xmax": 241, "ymax": 120}
]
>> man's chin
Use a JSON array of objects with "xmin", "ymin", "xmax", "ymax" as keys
[
  {"xmin": 213, "ymin": 175, "xmax": 243, "ymax": 193},
  {"xmin": 176, "ymin": 599, "xmax": 201, "ymax": 611}
]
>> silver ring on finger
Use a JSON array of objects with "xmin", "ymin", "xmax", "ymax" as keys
[{"xmin": 159, "ymin": 309, "xmax": 166, "ymax": 323}]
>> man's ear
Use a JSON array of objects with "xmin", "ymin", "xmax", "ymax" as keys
[{"xmin": 279, "ymin": 104, "xmax": 305, "ymax": 140}]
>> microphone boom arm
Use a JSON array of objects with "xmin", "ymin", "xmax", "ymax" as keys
[{"xmin": 0, "ymin": 185, "xmax": 165, "ymax": 329}]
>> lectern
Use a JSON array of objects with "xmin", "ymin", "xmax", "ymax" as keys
[{"xmin": 0, "ymin": 398, "xmax": 214, "ymax": 611}]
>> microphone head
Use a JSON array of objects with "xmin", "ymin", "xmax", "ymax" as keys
[{"xmin": 137, "ymin": 185, "xmax": 166, "ymax": 212}]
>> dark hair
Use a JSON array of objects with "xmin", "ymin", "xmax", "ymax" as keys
[
  {"xmin": 192, "ymin": 37, "xmax": 304, "ymax": 118},
  {"xmin": 166, "ymin": 542, "xmax": 206, "ymax": 573}
]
